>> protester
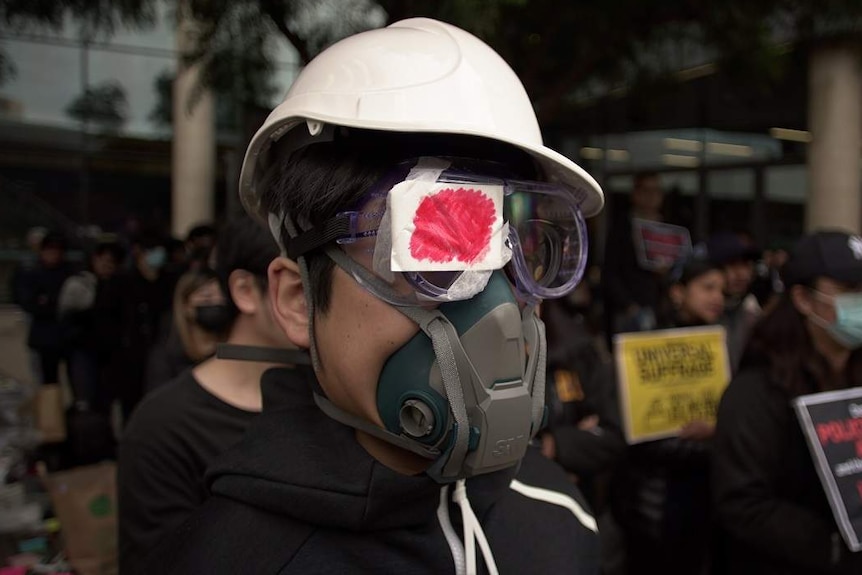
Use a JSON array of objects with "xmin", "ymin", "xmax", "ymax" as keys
[
  {"xmin": 144, "ymin": 269, "xmax": 226, "ymax": 392},
  {"xmin": 750, "ymin": 246, "xmax": 789, "ymax": 308},
  {"xmin": 141, "ymin": 18, "xmax": 603, "ymax": 574},
  {"xmin": 539, "ymin": 297, "xmax": 625, "ymax": 510},
  {"xmin": 185, "ymin": 224, "xmax": 217, "ymax": 272},
  {"xmin": 712, "ymin": 231, "xmax": 862, "ymax": 575},
  {"xmin": 16, "ymin": 232, "xmax": 74, "ymax": 385},
  {"xmin": 602, "ymin": 172, "xmax": 668, "ymax": 339},
  {"xmin": 117, "ymin": 232, "xmax": 174, "ymax": 419},
  {"xmin": 59, "ymin": 239, "xmax": 126, "ymax": 409},
  {"xmin": 614, "ymin": 255, "xmax": 726, "ymax": 575},
  {"xmin": 10, "ymin": 226, "xmax": 48, "ymax": 306},
  {"xmin": 119, "ymin": 215, "xmax": 288, "ymax": 572},
  {"xmin": 707, "ymin": 231, "xmax": 762, "ymax": 372},
  {"xmin": 540, "ymin": 296, "xmax": 627, "ymax": 575}
]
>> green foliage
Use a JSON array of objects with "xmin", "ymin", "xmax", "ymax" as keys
[
  {"xmin": 373, "ymin": 0, "xmax": 862, "ymax": 122},
  {"xmin": 0, "ymin": 0, "xmax": 156, "ymax": 34},
  {"xmin": 65, "ymin": 80, "xmax": 128, "ymax": 132},
  {"xmin": 5, "ymin": 0, "xmax": 862, "ymax": 125}
]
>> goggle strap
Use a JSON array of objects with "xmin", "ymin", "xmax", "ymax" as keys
[
  {"xmin": 287, "ymin": 214, "xmax": 352, "ymax": 259},
  {"xmin": 313, "ymin": 393, "xmax": 440, "ymax": 459},
  {"xmin": 283, "ymin": 214, "xmax": 324, "ymax": 374}
]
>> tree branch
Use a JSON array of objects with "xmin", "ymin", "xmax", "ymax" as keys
[{"xmin": 259, "ymin": 1, "xmax": 312, "ymax": 65}]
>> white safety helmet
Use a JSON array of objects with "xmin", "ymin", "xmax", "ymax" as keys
[{"xmin": 239, "ymin": 17, "xmax": 604, "ymax": 223}]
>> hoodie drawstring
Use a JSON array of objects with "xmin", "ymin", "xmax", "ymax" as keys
[
  {"xmin": 438, "ymin": 485, "xmax": 466, "ymax": 575},
  {"xmin": 453, "ymin": 479, "xmax": 499, "ymax": 575}
]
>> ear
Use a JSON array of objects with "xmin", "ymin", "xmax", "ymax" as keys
[
  {"xmin": 228, "ymin": 270, "xmax": 259, "ymax": 315},
  {"xmin": 268, "ymin": 256, "xmax": 310, "ymax": 349},
  {"xmin": 790, "ymin": 284, "xmax": 813, "ymax": 317}
]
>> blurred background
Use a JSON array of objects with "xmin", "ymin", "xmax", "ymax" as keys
[
  {"xmin": 0, "ymin": 1, "xmax": 860, "ymax": 298},
  {"xmin": 2, "ymin": 1, "xmax": 862, "ymax": 573}
]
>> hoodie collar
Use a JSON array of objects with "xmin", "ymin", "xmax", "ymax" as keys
[{"xmin": 207, "ymin": 367, "xmax": 518, "ymax": 531}]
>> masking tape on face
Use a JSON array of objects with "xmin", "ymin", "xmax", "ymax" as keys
[
  {"xmin": 372, "ymin": 158, "xmax": 449, "ymax": 281},
  {"xmin": 372, "ymin": 159, "xmax": 512, "ymax": 301}
]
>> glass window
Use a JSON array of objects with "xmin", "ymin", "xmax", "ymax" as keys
[
  {"xmin": 708, "ymin": 169, "xmax": 755, "ymax": 235},
  {"xmin": 765, "ymin": 165, "xmax": 807, "ymax": 246}
]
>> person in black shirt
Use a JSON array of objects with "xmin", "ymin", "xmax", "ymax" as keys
[
  {"xmin": 118, "ymin": 215, "xmax": 291, "ymax": 572},
  {"xmin": 117, "ymin": 233, "xmax": 175, "ymax": 419},
  {"xmin": 141, "ymin": 18, "xmax": 604, "ymax": 575},
  {"xmin": 713, "ymin": 231, "xmax": 862, "ymax": 575}
]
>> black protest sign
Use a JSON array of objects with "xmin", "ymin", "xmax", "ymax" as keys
[{"xmin": 794, "ymin": 388, "xmax": 862, "ymax": 552}]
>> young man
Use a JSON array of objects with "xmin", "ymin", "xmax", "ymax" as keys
[
  {"xmin": 118, "ymin": 215, "xmax": 300, "ymax": 573},
  {"xmin": 143, "ymin": 18, "xmax": 604, "ymax": 574}
]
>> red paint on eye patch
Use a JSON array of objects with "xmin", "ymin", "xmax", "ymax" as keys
[{"xmin": 409, "ymin": 187, "xmax": 496, "ymax": 264}]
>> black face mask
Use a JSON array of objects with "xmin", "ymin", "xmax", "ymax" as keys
[{"xmin": 194, "ymin": 304, "xmax": 234, "ymax": 333}]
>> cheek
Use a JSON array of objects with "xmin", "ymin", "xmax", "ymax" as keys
[{"xmin": 313, "ymin": 268, "xmax": 420, "ymax": 424}]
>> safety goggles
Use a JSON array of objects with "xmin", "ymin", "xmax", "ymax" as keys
[{"xmin": 284, "ymin": 158, "xmax": 589, "ymax": 305}]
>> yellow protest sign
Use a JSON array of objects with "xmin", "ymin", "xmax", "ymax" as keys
[{"xmin": 614, "ymin": 326, "xmax": 731, "ymax": 444}]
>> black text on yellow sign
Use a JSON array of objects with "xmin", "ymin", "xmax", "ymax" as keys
[{"xmin": 614, "ymin": 326, "xmax": 731, "ymax": 444}]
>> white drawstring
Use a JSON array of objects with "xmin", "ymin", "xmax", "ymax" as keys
[
  {"xmin": 437, "ymin": 485, "xmax": 466, "ymax": 575},
  {"xmin": 453, "ymin": 479, "xmax": 499, "ymax": 575}
]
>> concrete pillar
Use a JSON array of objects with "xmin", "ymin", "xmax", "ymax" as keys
[
  {"xmin": 171, "ymin": 0, "xmax": 215, "ymax": 238},
  {"xmin": 807, "ymin": 43, "xmax": 862, "ymax": 234}
]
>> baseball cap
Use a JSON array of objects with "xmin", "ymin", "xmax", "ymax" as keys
[
  {"xmin": 706, "ymin": 231, "xmax": 760, "ymax": 266},
  {"xmin": 780, "ymin": 231, "xmax": 862, "ymax": 287}
]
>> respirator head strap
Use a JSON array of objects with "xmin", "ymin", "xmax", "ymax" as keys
[
  {"xmin": 398, "ymin": 305, "xmax": 474, "ymax": 480},
  {"xmin": 521, "ymin": 308, "xmax": 547, "ymax": 436}
]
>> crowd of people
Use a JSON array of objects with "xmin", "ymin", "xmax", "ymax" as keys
[
  {"xmin": 540, "ymin": 171, "xmax": 862, "ymax": 574},
  {"xmin": 10, "ymin": 223, "xmax": 219, "ymax": 463},
  {"xmin": 5, "ymin": 16, "xmax": 862, "ymax": 575}
]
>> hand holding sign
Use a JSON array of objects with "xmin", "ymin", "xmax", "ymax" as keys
[
  {"xmin": 614, "ymin": 326, "xmax": 731, "ymax": 444},
  {"xmin": 795, "ymin": 388, "xmax": 862, "ymax": 553}
]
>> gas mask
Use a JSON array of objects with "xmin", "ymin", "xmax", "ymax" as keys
[{"xmin": 271, "ymin": 157, "xmax": 588, "ymax": 482}]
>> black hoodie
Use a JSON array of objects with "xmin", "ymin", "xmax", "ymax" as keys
[{"xmin": 140, "ymin": 369, "xmax": 600, "ymax": 574}]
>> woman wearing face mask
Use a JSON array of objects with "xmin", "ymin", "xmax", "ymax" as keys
[
  {"xmin": 712, "ymin": 231, "xmax": 862, "ymax": 575},
  {"xmin": 145, "ymin": 270, "xmax": 229, "ymax": 393},
  {"xmin": 614, "ymin": 255, "xmax": 727, "ymax": 575}
]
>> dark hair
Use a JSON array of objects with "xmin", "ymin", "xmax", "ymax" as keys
[
  {"xmin": 40, "ymin": 232, "xmax": 67, "ymax": 251},
  {"xmin": 261, "ymin": 129, "xmax": 536, "ymax": 314},
  {"xmin": 656, "ymin": 257, "xmax": 723, "ymax": 328},
  {"xmin": 166, "ymin": 237, "xmax": 185, "ymax": 255},
  {"xmin": 744, "ymin": 288, "xmax": 862, "ymax": 396},
  {"xmin": 92, "ymin": 241, "xmax": 125, "ymax": 263},
  {"xmin": 215, "ymin": 214, "xmax": 280, "ymax": 318},
  {"xmin": 633, "ymin": 171, "xmax": 659, "ymax": 189},
  {"xmin": 131, "ymin": 228, "xmax": 165, "ymax": 251},
  {"xmin": 187, "ymin": 224, "xmax": 217, "ymax": 243}
]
